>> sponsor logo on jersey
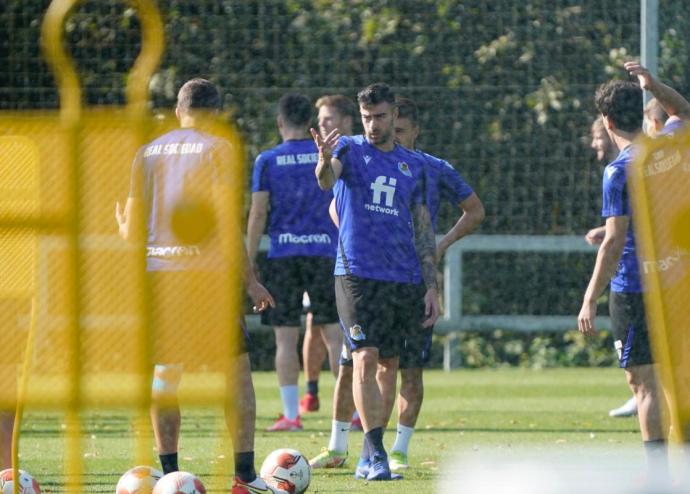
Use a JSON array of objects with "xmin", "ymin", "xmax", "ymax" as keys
[
  {"xmin": 398, "ymin": 161, "xmax": 412, "ymax": 177},
  {"xmin": 349, "ymin": 324, "xmax": 365, "ymax": 341},
  {"xmin": 365, "ymin": 175, "xmax": 399, "ymax": 215},
  {"xmin": 147, "ymin": 245, "xmax": 201, "ymax": 257},
  {"xmin": 278, "ymin": 233, "xmax": 332, "ymax": 244},
  {"xmin": 642, "ymin": 248, "xmax": 683, "ymax": 274}
]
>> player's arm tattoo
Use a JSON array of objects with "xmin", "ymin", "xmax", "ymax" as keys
[{"xmin": 413, "ymin": 203, "xmax": 438, "ymax": 290}]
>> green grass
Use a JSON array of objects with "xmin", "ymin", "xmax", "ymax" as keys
[{"xmin": 15, "ymin": 368, "xmax": 642, "ymax": 493}]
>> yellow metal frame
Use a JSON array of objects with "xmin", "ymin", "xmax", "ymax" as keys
[
  {"xmin": 629, "ymin": 130, "xmax": 690, "ymax": 442},
  {"xmin": 9, "ymin": 1, "xmax": 165, "ymax": 492}
]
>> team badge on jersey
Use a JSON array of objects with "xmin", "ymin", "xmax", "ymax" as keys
[
  {"xmin": 349, "ymin": 324, "xmax": 365, "ymax": 341},
  {"xmin": 398, "ymin": 162, "xmax": 412, "ymax": 177}
]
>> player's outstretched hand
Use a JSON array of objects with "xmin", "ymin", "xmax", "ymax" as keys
[
  {"xmin": 577, "ymin": 299, "xmax": 597, "ymax": 336},
  {"xmin": 310, "ymin": 127, "xmax": 340, "ymax": 160},
  {"xmin": 584, "ymin": 226, "xmax": 605, "ymax": 246},
  {"xmin": 247, "ymin": 279, "xmax": 275, "ymax": 313},
  {"xmin": 624, "ymin": 61, "xmax": 654, "ymax": 90},
  {"xmin": 422, "ymin": 288, "xmax": 440, "ymax": 328}
]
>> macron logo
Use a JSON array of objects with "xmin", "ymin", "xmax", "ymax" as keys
[
  {"xmin": 278, "ymin": 233, "xmax": 332, "ymax": 245},
  {"xmin": 364, "ymin": 155, "xmax": 372, "ymax": 165}
]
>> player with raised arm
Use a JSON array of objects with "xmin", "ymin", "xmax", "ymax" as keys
[
  {"xmin": 299, "ymin": 95, "xmax": 356, "ymax": 416},
  {"xmin": 625, "ymin": 60, "xmax": 690, "ymax": 136},
  {"xmin": 578, "ymin": 79, "xmax": 667, "ymax": 482},
  {"xmin": 116, "ymin": 78, "xmax": 286, "ymax": 494},
  {"xmin": 312, "ymin": 82, "xmax": 440, "ymax": 481},
  {"xmin": 309, "ymin": 97, "xmax": 484, "ymax": 474},
  {"xmin": 246, "ymin": 93, "xmax": 340, "ymax": 432}
]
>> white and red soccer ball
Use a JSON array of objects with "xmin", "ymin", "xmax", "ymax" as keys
[
  {"xmin": 116, "ymin": 465, "xmax": 163, "ymax": 494},
  {"xmin": 260, "ymin": 449, "xmax": 310, "ymax": 494},
  {"xmin": 152, "ymin": 471, "xmax": 206, "ymax": 494},
  {"xmin": 0, "ymin": 469, "xmax": 40, "ymax": 494}
]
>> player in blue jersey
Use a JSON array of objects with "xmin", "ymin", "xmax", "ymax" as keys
[
  {"xmin": 116, "ymin": 78, "xmax": 286, "ymax": 494},
  {"xmin": 311, "ymin": 82, "xmax": 440, "ymax": 481},
  {"xmin": 382, "ymin": 97, "xmax": 484, "ymax": 470},
  {"xmin": 309, "ymin": 97, "xmax": 484, "ymax": 473},
  {"xmin": 299, "ymin": 94, "xmax": 358, "ymax": 416},
  {"xmin": 246, "ymin": 93, "xmax": 341, "ymax": 432},
  {"xmin": 578, "ymin": 79, "xmax": 667, "ymax": 481}
]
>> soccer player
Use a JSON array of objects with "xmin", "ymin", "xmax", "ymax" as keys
[
  {"xmin": 625, "ymin": 60, "xmax": 690, "ymax": 136},
  {"xmin": 312, "ymin": 82, "xmax": 440, "ymax": 481},
  {"xmin": 246, "ymin": 93, "xmax": 340, "ymax": 432},
  {"xmin": 116, "ymin": 78, "xmax": 286, "ymax": 494},
  {"xmin": 309, "ymin": 97, "xmax": 484, "ymax": 473},
  {"xmin": 583, "ymin": 117, "xmax": 638, "ymax": 419},
  {"xmin": 578, "ymin": 79, "xmax": 667, "ymax": 480},
  {"xmin": 299, "ymin": 95, "xmax": 357, "ymax": 415},
  {"xmin": 381, "ymin": 97, "xmax": 484, "ymax": 470}
]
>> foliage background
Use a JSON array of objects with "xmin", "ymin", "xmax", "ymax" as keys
[{"xmin": 2, "ymin": 1, "xmax": 688, "ymax": 366}]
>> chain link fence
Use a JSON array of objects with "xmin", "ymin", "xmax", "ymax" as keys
[{"xmin": 2, "ymin": 1, "xmax": 689, "ymax": 367}]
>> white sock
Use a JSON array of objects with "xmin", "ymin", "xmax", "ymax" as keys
[
  {"xmin": 328, "ymin": 420, "xmax": 351, "ymax": 452},
  {"xmin": 391, "ymin": 423, "xmax": 415, "ymax": 455},
  {"xmin": 280, "ymin": 385, "xmax": 299, "ymax": 420}
]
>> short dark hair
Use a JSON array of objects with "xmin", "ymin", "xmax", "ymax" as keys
[
  {"xmin": 595, "ymin": 80, "xmax": 642, "ymax": 133},
  {"xmin": 357, "ymin": 83, "xmax": 396, "ymax": 107},
  {"xmin": 315, "ymin": 94, "xmax": 357, "ymax": 120},
  {"xmin": 177, "ymin": 78, "xmax": 221, "ymax": 112},
  {"xmin": 278, "ymin": 92, "xmax": 312, "ymax": 127},
  {"xmin": 396, "ymin": 97, "xmax": 419, "ymax": 125}
]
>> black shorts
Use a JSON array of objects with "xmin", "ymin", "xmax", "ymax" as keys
[
  {"xmin": 149, "ymin": 271, "xmax": 249, "ymax": 368},
  {"xmin": 400, "ymin": 327, "xmax": 434, "ymax": 369},
  {"xmin": 610, "ymin": 291, "xmax": 653, "ymax": 368},
  {"xmin": 335, "ymin": 275, "xmax": 426, "ymax": 359},
  {"xmin": 260, "ymin": 256, "xmax": 338, "ymax": 327}
]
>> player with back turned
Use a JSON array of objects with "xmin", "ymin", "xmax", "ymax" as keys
[
  {"xmin": 312, "ymin": 82, "xmax": 440, "ymax": 481},
  {"xmin": 246, "ymin": 93, "xmax": 341, "ymax": 432},
  {"xmin": 116, "ymin": 78, "xmax": 286, "ymax": 494},
  {"xmin": 577, "ymin": 79, "xmax": 667, "ymax": 483}
]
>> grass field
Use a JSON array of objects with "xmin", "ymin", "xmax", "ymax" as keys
[{"xmin": 15, "ymin": 367, "xmax": 645, "ymax": 493}]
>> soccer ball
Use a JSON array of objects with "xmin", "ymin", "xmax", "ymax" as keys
[
  {"xmin": 152, "ymin": 472, "xmax": 205, "ymax": 494},
  {"xmin": 260, "ymin": 449, "xmax": 310, "ymax": 494},
  {"xmin": 0, "ymin": 469, "xmax": 41, "ymax": 494},
  {"xmin": 116, "ymin": 465, "xmax": 163, "ymax": 494}
]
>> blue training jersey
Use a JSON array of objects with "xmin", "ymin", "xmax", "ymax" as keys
[
  {"xmin": 601, "ymin": 145, "xmax": 641, "ymax": 293},
  {"xmin": 659, "ymin": 118, "xmax": 686, "ymax": 136},
  {"xmin": 252, "ymin": 139, "xmax": 338, "ymax": 258},
  {"xmin": 419, "ymin": 150, "xmax": 474, "ymax": 230},
  {"xmin": 129, "ymin": 127, "xmax": 231, "ymax": 272},
  {"xmin": 333, "ymin": 135, "xmax": 427, "ymax": 283}
]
